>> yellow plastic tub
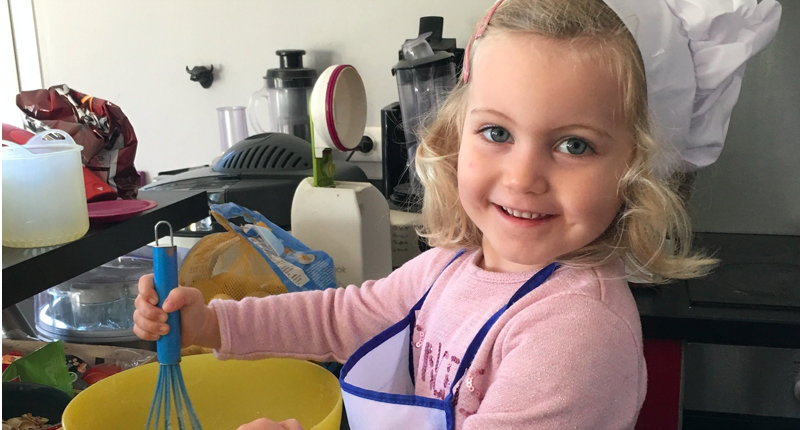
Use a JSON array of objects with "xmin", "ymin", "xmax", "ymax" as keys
[{"xmin": 62, "ymin": 354, "xmax": 342, "ymax": 430}]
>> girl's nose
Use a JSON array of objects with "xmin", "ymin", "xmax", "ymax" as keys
[{"xmin": 502, "ymin": 150, "xmax": 549, "ymax": 195}]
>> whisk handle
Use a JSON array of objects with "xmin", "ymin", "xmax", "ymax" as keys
[{"xmin": 154, "ymin": 245, "xmax": 181, "ymax": 365}]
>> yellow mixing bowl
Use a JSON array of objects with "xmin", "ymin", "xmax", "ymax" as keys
[{"xmin": 62, "ymin": 354, "xmax": 342, "ymax": 430}]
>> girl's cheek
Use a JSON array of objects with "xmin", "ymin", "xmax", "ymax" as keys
[{"xmin": 458, "ymin": 145, "xmax": 475, "ymax": 170}]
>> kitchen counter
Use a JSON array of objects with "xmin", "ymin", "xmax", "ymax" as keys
[
  {"xmin": 632, "ymin": 233, "xmax": 800, "ymax": 349},
  {"xmin": 2, "ymin": 190, "xmax": 208, "ymax": 308}
]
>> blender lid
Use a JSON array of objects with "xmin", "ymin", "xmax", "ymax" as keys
[
  {"xmin": 265, "ymin": 49, "xmax": 317, "ymax": 88},
  {"xmin": 417, "ymin": 16, "xmax": 459, "ymax": 53},
  {"xmin": 391, "ymin": 51, "xmax": 454, "ymax": 75}
]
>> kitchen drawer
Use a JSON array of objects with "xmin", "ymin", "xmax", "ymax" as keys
[{"xmin": 683, "ymin": 343, "xmax": 800, "ymax": 420}]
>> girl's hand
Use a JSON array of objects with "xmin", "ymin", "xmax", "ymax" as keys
[
  {"xmin": 237, "ymin": 418, "xmax": 303, "ymax": 430},
  {"xmin": 133, "ymin": 274, "xmax": 221, "ymax": 349}
]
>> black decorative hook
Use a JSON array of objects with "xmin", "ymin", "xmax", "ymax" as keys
[{"xmin": 186, "ymin": 65, "xmax": 214, "ymax": 88}]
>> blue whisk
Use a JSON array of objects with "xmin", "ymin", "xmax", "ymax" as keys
[{"xmin": 146, "ymin": 221, "xmax": 203, "ymax": 430}]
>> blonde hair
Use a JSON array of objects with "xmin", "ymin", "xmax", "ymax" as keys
[{"xmin": 415, "ymin": 0, "xmax": 717, "ymax": 283}]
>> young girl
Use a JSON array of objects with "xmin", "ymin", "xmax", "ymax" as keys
[{"xmin": 134, "ymin": 0, "xmax": 780, "ymax": 428}]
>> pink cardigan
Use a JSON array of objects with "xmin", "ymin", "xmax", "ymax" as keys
[{"xmin": 210, "ymin": 247, "xmax": 646, "ymax": 429}]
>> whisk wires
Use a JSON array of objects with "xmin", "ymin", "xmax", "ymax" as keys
[{"xmin": 145, "ymin": 364, "xmax": 202, "ymax": 430}]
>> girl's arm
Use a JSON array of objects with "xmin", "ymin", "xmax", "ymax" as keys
[
  {"xmin": 462, "ymin": 293, "xmax": 644, "ymax": 430},
  {"xmin": 209, "ymin": 248, "xmax": 454, "ymax": 363}
]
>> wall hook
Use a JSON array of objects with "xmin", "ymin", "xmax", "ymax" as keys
[{"xmin": 186, "ymin": 65, "xmax": 214, "ymax": 88}]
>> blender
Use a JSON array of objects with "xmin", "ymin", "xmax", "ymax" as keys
[
  {"xmin": 390, "ymin": 29, "xmax": 457, "ymax": 212},
  {"xmin": 248, "ymin": 50, "xmax": 317, "ymax": 142},
  {"xmin": 381, "ymin": 17, "xmax": 459, "ymax": 270}
]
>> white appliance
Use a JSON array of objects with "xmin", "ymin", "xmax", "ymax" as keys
[{"xmin": 292, "ymin": 179, "xmax": 391, "ymax": 287}]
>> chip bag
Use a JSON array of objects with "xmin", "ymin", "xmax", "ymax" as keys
[
  {"xmin": 179, "ymin": 203, "xmax": 336, "ymax": 304},
  {"xmin": 16, "ymin": 84, "xmax": 140, "ymax": 199},
  {"xmin": 2, "ymin": 341, "xmax": 73, "ymax": 397}
]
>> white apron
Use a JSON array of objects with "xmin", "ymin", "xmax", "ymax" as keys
[{"xmin": 340, "ymin": 251, "xmax": 558, "ymax": 430}]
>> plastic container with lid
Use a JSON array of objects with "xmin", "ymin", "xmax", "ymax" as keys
[
  {"xmin": 34, "ymin": 256, "xmax": 153, "ymax": 344},
  {"xmin": 2, "ymin": 130, "xmax": 89, "ymax": 248}
]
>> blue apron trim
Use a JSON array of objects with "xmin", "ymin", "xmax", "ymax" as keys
[
  {"xmin": 446, "ymin": 405, "xmax": 455, "ymax": 430},
  {"xmin": 340, "ymin": 251, "xmax": 558, "ymax": 430},
  {"xmin": 409, "ymin": 250, "xmax": 467, "ymax": 315},
  {"xmin": 507, "ymin": 262, "xmax": 559, "ymax": 307},
  {"xmin": 444, "ymin": 262, "xmax": 559, "ymax": 404},
  {"xmin": 406, "ymin": 250, "xmax": 465, "ymax": 385},
  {"xmin": 340, "ymin": 312, "xmax": 411, "ymax": 381},
  {"xmin": 340, "ymin": 250, "xmax": 466, "ymax": 384},
  {"xmin": 340, "ymin": 379, "xmax": 449, "ymax": 410}
]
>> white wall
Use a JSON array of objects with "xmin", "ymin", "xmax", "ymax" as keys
[
  {"xmin": 3, "ymin": 0, "xmax": 43, "ymax": 128},
  {"xmin": 31, "ymin": 0, "xmax": 486, "ymax": 177},
  {"xmin": 1, "ymin": 1, "xmax": 20, "ymax": 128}
]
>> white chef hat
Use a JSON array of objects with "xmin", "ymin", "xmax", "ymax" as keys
[{"xmin": 602, "ymin": 0, "xmax": 782, "ymax": 176}]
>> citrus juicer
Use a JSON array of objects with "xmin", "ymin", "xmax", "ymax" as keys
[
  {"xmin": 306, "ymin": 65, "xmax": 367, "ymax": 187},
  {"xmin": 291, "ymin": 65, "xmax": 392, "ymax": 287}
]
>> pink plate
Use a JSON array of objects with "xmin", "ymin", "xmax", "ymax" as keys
[{"xmin": 87, "ymin": 199, "xmax": 158, "ymax": 223}]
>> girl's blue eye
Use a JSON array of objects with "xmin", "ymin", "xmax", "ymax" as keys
[
  {"xmin": 556, "ymin": 137, "xmax": 592, "ymax": 155},
  {"xmin": 481, "ymin": 126, "xmax": 511, "ymax": 143}
]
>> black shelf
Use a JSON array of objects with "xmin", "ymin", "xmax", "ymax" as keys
[{"xmin": 2, "ymin": 190, "xmax": 208, "ymax": 309}]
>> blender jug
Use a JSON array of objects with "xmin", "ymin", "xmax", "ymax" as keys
[
  {"xmin": 249, "ymin": 50, "xmax": 317, "ymax": 142},
  {"xmin": 392, "ymin": 34, "xmax": 456, "ymax": 209}
]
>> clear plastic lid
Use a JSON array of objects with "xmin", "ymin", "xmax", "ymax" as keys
[
  {"xmin": 402, "ymin": 32, "xmax": 435, "ymax": 61},
  {"xmin": 64, "ymin": 256, "xmax": 153, "ymax": 288},
  {"xmin": 34, "ymin": 255, "xmax": 153, "ymax": 337}
]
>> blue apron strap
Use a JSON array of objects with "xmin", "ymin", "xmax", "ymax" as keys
[
  {"xmin": 407, "ymin": 249, "xmax": 466, "ymax": 385},
  {"xmin": 506, "ymin": 262, "xmax": 559, "ymax": 307},
  {"xmin": 443, "ymin": 262, "xmax": 559, "ymax": 428},
  {"xmin": 409, "ymin": 249, "xmax": 466, "ymax": 314}
]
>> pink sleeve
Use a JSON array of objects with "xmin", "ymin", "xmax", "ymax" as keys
[
  {"xmin": 462, "ymin": 294, "xmax": 643, "ymax": 430},
  {"xmin": 209, "ymin": 248, "xmax": 452, "ymax": 363}
]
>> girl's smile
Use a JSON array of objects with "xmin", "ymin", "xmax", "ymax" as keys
[
  {"xmin": 458, "ymin": 33, "xmax": 635, "ymax": 273},
  {"xmin": 495, "ymin": 204, "xmax": 557, "ymax": 223}
]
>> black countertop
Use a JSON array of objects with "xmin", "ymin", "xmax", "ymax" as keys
[
  {"xmin": 632, "ymin": 233, "xmax": 800, "ymax": 349},
  {"xmin": 2, "ymin": 190, "xmax": 208, "ymax": 308}
]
